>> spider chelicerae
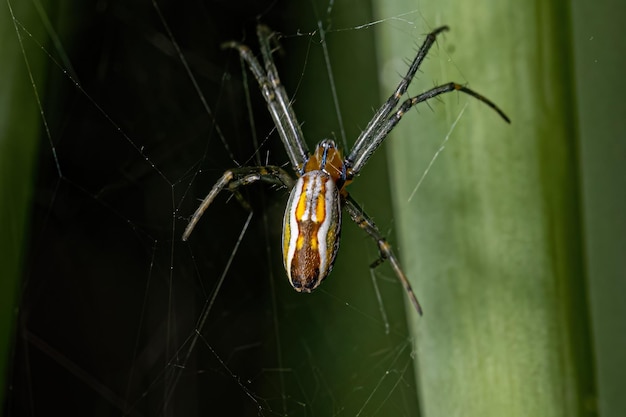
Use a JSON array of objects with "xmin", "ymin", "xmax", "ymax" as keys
[{"xmin": 183, "ymin": 25, "xmax": 509, "ymax": 315}]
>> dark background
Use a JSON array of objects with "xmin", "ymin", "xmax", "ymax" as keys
[{"xmin": 6, "ymin": 1, "xmax": 416, "ymax": 416}]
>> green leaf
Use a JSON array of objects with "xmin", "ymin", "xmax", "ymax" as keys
[{"xmin": 373, "ymin": 0, "xmax": 598, "ymax": 416}]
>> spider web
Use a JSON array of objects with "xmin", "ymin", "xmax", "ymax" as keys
[{"xmin": 4, "ymin": 0, "xmax": 465, "ymax": 415}]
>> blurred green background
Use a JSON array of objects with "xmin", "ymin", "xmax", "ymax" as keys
[{"xmin": 2, "ymin": 0, "xmax": 624, "ymax": 416}]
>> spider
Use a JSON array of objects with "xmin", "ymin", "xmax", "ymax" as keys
[{"xmin": 183, "ymin": 25, "xmax": 509, "ymax": 315}]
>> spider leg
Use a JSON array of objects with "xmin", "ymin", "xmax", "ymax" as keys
[
  {"xmin": 346, "ymin": 27, "xmax": 510, "ymax": 178},
  {"xmin": 222, "ymin": 26, "xmax": 310, "ymax": 174},
  {"xmin": 402, "ymin": 82, "xmax": 510, "ymax": 123},
  {"xmin": 347, "ymin": 26, "xmax": 449, "ymax": 173},
  {"xmin": 343, "ymin": 194, "xmax": 423, "ymax": 315},
  {"xmin": 182, "ymin": 166, "xmax": 294, "ymax": 241},
  {"xmin": 348, "ymin": 83, "xmax": 511, "ymax": 176}
]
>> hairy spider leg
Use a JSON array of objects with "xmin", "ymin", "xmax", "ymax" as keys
[
  {"xmin": 343, "ymin": 194, "xmax": 423, "ymax": 315},
  {"xmin": 346, "ymin": 26, "xmax": 510, "ymax": 177},
  {"xmin": 182, "ymin": 166, "xmax": 294, "ymax": 241},
  {"xmin": 361, "ymin": 83, "xmax": 511, "ymax": 168},
  {"xmin": 346, "ymin": 26, "xmax": 449, "ymax": 174},
  {"xmin": 222, "ymin": 26, "xmax": 310, "ymax": 175}
]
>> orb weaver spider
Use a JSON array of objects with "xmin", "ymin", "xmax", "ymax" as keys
[{"xmin": 183, "ymin": 25, "xmax": 509, "ymax": 315}]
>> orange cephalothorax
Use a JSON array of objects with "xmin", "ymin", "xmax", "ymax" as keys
[{"xmin": 303, "ymin": 139, "xmax": 345, "ymax": 186}]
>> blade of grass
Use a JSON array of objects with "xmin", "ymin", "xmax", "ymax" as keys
[{"xmin": 373, "ymin": 1, "xmax": 595, "ymax": 416}]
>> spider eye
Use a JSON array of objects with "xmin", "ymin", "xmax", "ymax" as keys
[{"xmin": 319, "ymin": 139, "xmax": 337, "ymax": 149}]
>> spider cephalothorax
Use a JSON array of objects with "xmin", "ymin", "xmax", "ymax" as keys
[{"xmin": 183, "ymin": 25, "xmax": 509, "ymax": 315}]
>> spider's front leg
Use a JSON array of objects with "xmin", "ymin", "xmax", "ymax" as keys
[
  {"xmin": 182, "ymin": 166, "xmax": 294, "ymax": 241},
  {"xmin": 343, "ymin": 194, "xmax": 423, "ymax": 315},
  {"xmin": 222, "ymin": 26, "xmax": 310, "ymax": 175},
  {"xmin": 345, "ymin": 26, "xmax": 510, "ymax": 178}
]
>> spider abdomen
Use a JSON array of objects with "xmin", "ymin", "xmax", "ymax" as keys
[{"xmin": 282, "ymin": 170, "xmax": 341, "ymax": 292}]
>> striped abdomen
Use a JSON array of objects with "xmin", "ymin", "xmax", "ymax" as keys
[{"xmin": 282, "ymin": 170, "xmax": 341, "ymax": 292}]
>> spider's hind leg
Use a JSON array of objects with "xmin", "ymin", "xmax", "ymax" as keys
[
  {"xmin": 343, "ymin": 194, "xmax": 423, "ymax": 315},
  {"xmin": 183, "ymin": 166, "xmax": 294, "ymax": 241}
]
